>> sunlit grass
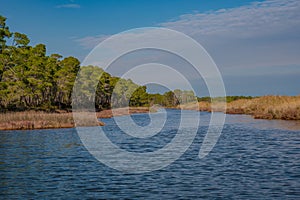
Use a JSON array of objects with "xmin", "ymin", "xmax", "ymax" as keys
[
  {"xmin": 0, "ymin": 111, "xmax": 74, "ymax": 130},
  {"xmin": 226, "ymin": 95, "xmax": 300, "ymax": 120},
  {"xmin": 191, "ymin": 95, "xmax": 300, "ymax": 120},
  {"xmin": 0, "ymin": 107, "xmax": 151, "ymax": 130}
]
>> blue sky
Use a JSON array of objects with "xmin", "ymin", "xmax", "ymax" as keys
[{"xmin": 1, "ymin": 0, "xmax": 300, "ymax": 96}]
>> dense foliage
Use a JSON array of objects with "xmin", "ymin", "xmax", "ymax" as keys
[
  {"xmin": 1, "ymin": 15, "xmax": 257, "ymax": 112},
  {"xmin": 0, "ymin": 16, "xmax": 148, "ymax": 111},
  {"xmin": 0, "ymin": 15, "xmax": 197, "ymax": 112}
]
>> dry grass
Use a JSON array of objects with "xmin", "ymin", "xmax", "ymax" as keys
[
  {"xmin": 180, "ymin": 101, "xmax": 226, "ymax": 112},
  {"xmin": 96, "ymin": 107, "xmax": 150, "ymax": 118},
  {"xmin": 0, "ymin": 111, "xmax": 75, "ymax": 130},
  {"xmin": 2, "ymin": 97, "xmax": 299, "ymax": 131},
  {"xmin": 226, "ymin": 95, "xmax": 300, "ymax": 120},
  {"xmin": 0, "ymin": 107, "xmax": 151, "ymax": 130},
  {"xmin": 189, "ymin": 95, "xmax": 300, "ymax": 120}
]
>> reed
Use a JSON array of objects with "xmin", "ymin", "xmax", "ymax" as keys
[
  {"xmin": 192, "ymin": 95, "xmax": 300, "ymax": 120},
  {"xmin": 0, "ymin": 107, "xmax": 151, "ymax": 130},
  {"xmin": 96, "ymin": 107, "xmax": 150, "ymax": 118},
  {"xmin": 226, "ymin": 95, "xmax": 300, "ymax": 120},
  {"xmin": 0, "ymin": 111, "xmax": 75, "ymax": 130}
]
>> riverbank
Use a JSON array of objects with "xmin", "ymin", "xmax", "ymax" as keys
[
  {"xmin": 1, "ymin": 96, "xmax": 299, "ymax": 131},
  {"xmin": 181, "ymin": 95, "xmax": 300, "ymax": 120},
  {"xmin": 226, "ymin": 96, "xmax": 300, "ymax": 120},
  {"xmin": 0, "ymin": 107, "xmax": 150, "ymax": 131}
]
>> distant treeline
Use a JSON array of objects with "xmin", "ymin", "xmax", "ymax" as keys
[
  {"xmin": 197, "ymin": 96, "xmax": 254, "ymax": 103},
  {"xmin": 0, "ymin": 15, "xmax": 257, "ymax": 112},
  {"xmin": 0, "ymin": 15, "xmax": 198, "ymax": 112}
]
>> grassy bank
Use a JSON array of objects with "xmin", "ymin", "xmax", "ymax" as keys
[
  {"xmin": 182, "ymin": 95, "xmax": 300, "ymax": 120},
  {"xmin": 1, "ymin": 96, "xmax": 299, "ymax": 131},
  {"xmin": 96, "ymin": 107, "xmax": 152, "ymax": 118},
  {"xmin": 0, "ymin": 111, "xmax": 75, "ymax": 130},
  {"xmin": 0, "ymin": 107, "xmax": 150, "ymax": 131},
  {"xmin": 226, "ymin": 96, "xmax": 300, "ymax": 120}
]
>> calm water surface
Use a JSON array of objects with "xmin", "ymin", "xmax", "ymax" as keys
[{"xmin": 0, "ymin": 110, "xmax": 299, "ymax": 199}]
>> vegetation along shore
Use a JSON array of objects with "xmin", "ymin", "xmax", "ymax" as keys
[
  {"xmin": 0, "ymin": 15, "xmax": 299, "ymax": 130},
  {"xmin": 1, "ymin": 95, "xmax": 300, "ymax": 131},
  {"xmin": 0, "ymin": 107, "xmax": 151, "ymax": 130},
  {"xmin": 182, "ymin": 95, "xmax": 300, "ymax": 120}
]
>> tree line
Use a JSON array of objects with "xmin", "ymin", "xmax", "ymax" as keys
[{"xmin": 0, "ymin": 15, "xmax": 198, "ymax": 112}]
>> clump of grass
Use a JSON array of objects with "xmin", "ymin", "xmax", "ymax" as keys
[
  {"xmin": 226, "ymin": 95, "xmax": 300, "ymax": 120},
  {"xmin": 181, "ymin": 101, "xmax": 225, "ymax": 112},
  {"xmin": 0, "ymin": 111, "xmax": 75, "ymax": 130},
  {"xmin": 96, "ymin": 107, "xmax": 150, "ymax": 118},
  {"xmin": 193, "ymin": 95, "xmax": 300, "ymax": 120},
  {"xmin": 73, "ymin": 111, "xmax": 105, "ymax": 127},
  {"xmin": 0, "ymin": 107, "xmax": 151, "ymax": 130}
]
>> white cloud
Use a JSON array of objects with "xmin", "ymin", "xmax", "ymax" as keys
[
  {"xmin": 74, "ymin": 35, "xmax": 110, "ymax": 49},
  {"xmin": 56, "ymin": 4, "xmax": 81, "ymax": 9},
  {"xmin": 162, "ymin": 0, "xmax": 300, "ymax": 38},
  {"xmin": 74, "ymin": 0, "xmax": 300, "ymax": 79},
  {"xmin": 161, "ymin": 0, "xmax": 300, "ymax": 73}
]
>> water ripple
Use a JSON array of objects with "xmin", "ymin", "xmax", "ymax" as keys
[{"xmin": 0, "ymin": 110, "xmax": 299, "ymax": 199}]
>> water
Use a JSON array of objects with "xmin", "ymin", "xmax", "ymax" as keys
[{"xmin": 0, "ymin": 110, "xmax": 299, "ymax": 199}]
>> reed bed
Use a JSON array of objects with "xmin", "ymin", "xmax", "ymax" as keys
[
  {"xmin": 0, "ymin": 111, "xmax": 75, "ymax": 130},
  {"xmin": 0, "ymin": 107, "xmax": 151, "ymax": 130},
  {"xmin": 226, "ymin": 95, "xmax": 300, "ymax": 120},
  {"xmin": 188, "ymin": 95, "xmax": 300, "ymax": 120},
  {"xmin": 1, "ymin": 97, "xmax": 299, "ymax": 131},
  {"xmin": 96, "ymin": 107, "xmax": 150, "ymax": 118}
]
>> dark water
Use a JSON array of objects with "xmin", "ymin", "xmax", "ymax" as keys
[{"xmin": 0, "ymin": 110, "xmax": 299, "ymax": 199}]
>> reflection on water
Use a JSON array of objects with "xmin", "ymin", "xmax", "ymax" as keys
[{"xmin": 0, "ymin": 110, "xmax": 299, "ymax": 199}]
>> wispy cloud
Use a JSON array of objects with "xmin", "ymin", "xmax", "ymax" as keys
[
  {"xmin": 73, "ymin": 0, "xmax": 300, "ymax": 77},
  {"xmin": 161, "ymin": 0, "xmax": 300, "ymax": 38},
  {"xmin": 161, "ymin": 0, "xmax": 300, "ymax": 72},
  {"xmin": 56, "ymin": 4, "xmax": 81, "ymax": 9},
  {"xmin": 74, "ymin": 35, "xmax": 110, "ymax": 49}
]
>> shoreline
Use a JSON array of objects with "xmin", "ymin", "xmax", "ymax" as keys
[
  {"xmin": 0, "ymin": 107, "xmax": 150, "ymax": 131},
  {"xmin": 1, "ymin": 96, "xmax": 299, "ymax": 131},
  {"xmin": 181, "ymin": 95, "xmax": 300, "ymax": 121}
]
